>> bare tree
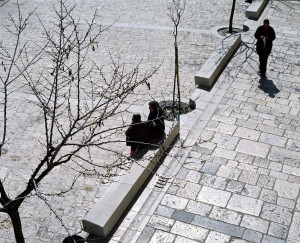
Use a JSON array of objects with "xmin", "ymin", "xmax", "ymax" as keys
[
  {"xmin": 229, "ymin": 0, "xmax": 237, "ymax": 33},
  {"xmin": 168, "ymin": 0, "xmax": 186, "ymax": 115},
  {"xmin": 0, "ymin": 1, "xmax": 159, "ymax": 242}
]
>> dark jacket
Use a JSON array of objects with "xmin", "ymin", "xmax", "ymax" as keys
[
  {"xmin": 254, "ymin": 26, "xmax": 276, "ymax": 55},
  {"xmin": 125, "ymin": 122, "xmax": 150, "ymax": 150},
  {"xmin": 148, "ymin": 108, "xmax": 165, "ymax": 137}
]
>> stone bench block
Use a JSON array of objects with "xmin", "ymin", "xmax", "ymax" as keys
[
  {"xmin": 82, "ymin": 121, "xmax": 179, "ymax": 238},
  {"xmin": 195, "ymin": 34, "xmax": 241, "ymax": 87},
  {"xmin": 245, "ymin": 0, "xmax": 269, "ymax": 19}
]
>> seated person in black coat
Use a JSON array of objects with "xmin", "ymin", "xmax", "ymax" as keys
[
  {"xmin": 147, "ymin": 101, "xmax": 165, "ymax": 138},
  {"xmin": 125, "ymin": 114, "xmax": 150, "ymax": 156}
]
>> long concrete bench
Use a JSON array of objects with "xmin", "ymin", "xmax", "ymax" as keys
[
  {"xmin": 195, "ymin": 34, "xmax": 241, "ymax": 88},
  {"xmin": 245, "ymin": 0, "xmax": 269, "ymax": 19},
  {"xmin": 82, "ymin": 121, "xmax": 179, "ymax": 238}
]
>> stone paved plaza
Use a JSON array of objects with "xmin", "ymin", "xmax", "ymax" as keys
[{"xmin": 1, "ymin": 0, "xmax": 300, "ymax": 242}]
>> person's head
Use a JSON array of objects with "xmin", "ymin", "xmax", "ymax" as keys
[
  {"xmin": 132, "ymin": 113, "xmax": 141, "ymax": 124},
  {"xmin": 148, "ymin": 101, "xmax": 159, "ymax": 113},
  {"xmin": 263, "ymin": 19, "xmax": 269, "ymax": 29}
]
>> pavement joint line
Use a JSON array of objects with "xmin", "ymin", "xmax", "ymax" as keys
[{"xmin": 99, "ymin": 21, "xmax": 212, "ymax": 34}]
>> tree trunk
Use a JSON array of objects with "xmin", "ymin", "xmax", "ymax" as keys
[
  {"xmin": 229, "ymin": 0, "xmax": 236, "ymax": 33},
  {"xmin": 175, "ymin": 45, "xmax": 181, "ymax": 113},
  {"xmin": 172, "ymin": 45, "xmax": 176, "ymax": 114},
  {"xmin": 8, "ymin": 209, "xmax": 25, "ymax": 243}
]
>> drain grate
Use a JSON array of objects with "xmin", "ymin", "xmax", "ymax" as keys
[{"xmin": 155, "ymin": 175, "xmax": 170, "ymax": 189}]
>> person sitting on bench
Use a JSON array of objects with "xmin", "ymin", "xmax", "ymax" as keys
[
  {"xmin": 147, "ymin": 101, "xmax": 165, "ymax": 138},
  {"xmin": 125, "ymin": 113, "xmax": 150, "ymax": 156}
]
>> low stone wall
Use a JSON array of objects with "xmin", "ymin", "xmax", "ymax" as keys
[
  {"xmin": 195, "ymin": 34, "xmax": 241, "ymax": 88},
  {"xmin": 245, "ymin": 0, "xmax": 269, "ymax": 19},
  {"xmin": 82, "ymin": 121, "xmax": 179, "ymax": 238}
]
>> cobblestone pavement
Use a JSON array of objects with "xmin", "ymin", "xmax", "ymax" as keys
[
  {"xmin": 115, "ymin": 1, "xmax": 300, "ymax": 243},
  {"xmin": 0, "ymin": 0, "xmax": 252, "ymax": 242}
]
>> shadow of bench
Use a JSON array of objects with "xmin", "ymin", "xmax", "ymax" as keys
[{"xmin": 82, "ymin": 121, "xmax": 179, "ymax": 238}]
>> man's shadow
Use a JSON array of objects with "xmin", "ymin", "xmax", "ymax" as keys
[{"xmin": 259, "ymin": 77, "xmax": 280, "ymax": 98}]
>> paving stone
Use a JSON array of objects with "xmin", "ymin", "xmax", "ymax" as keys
[
  {"xmin": 176, "ymin": 167, "xmax": 189, "ymax": 179},
  {"xmin": 235, "ymin": 153, "xmax": 255, "ymax": 164},
  {"xmin": 173, "ymin": 178, "xmax": 187, "ymax": 188},
  {"xmin": 230, "ymin": 240, "xmax": 247, "ymax": 243},
  {"xmin": 259, "ymin": 133, "xmax": 287, "ymax": 147},
  {"xmin": 170, "ymin": 221, "xmax": 209, "ymax": 241},
  {"xmin": 226, "ymin": 180, "xmax": 244, "ymax": 193},
  {"xmin": 213, "ymin": 177, "xmax": 229, "ymax": 190},
  {"xmin": 227, "ymin": 194, "xmax": 263, "ymax": 216},
  {"xmin": 256, "ymin": 124, "xmax": 284, "ymax": 136},
  {"xmin": 217, "ymin": 123, "xmax": 237, "ymax": 135},
  {"xmin": 261, "ymin": 203, "xmax": 293, "ymax": 226},
  {"xmin": 269, "ymin": 170, "xmax": 289, "ymax": 180},
  {"xmin": 242, "ymin": 184, "xmax": 261, "ymax": 198},
  {"xmin": 259, "ymin": 188, "xmax": 278, "ymax": 203},
  {"xmin": 183, "ymin": 158, "xmax": 205, "ymax": 171},
  {"xmin": 198, "ymin": 141, "xmax": 217, "ymax": 151},
  {"xmin": 147, "ymin": 215, "xmax": 175, "ymax": 232},
  {"xmin": 149, "ymin": 230, "xmax": 176, "ymax": 243},
  {"xmin": 186, "ymin": 200, "xmax": 212, "ymax": 217},
  {"xmin": 257, "ymin": 175, "xmax": 276, "ymax": 189},
  {"xmin": 171, "ymin": 210, "xmax": 195, "ymax": 224},
  {"xmin": 136, "ymin": 226, "xmax": 155, "ymax": 243},
  {"xmin": 257, "ymin": 167, "xmax": 270, "ymax": 176},
  {"xmin": 236, "ymin": 139, "xmax": 270, "ymax": 158},
  {"xmin": 185, "ymin": 170, "xmax": 201, "ymax": 183},
  {"xmin": 235, "ymin": 118, "xmax": 258, "ymax": 130},
  {"xmin": 199, "ymin": 130, "xmax": 215, "ymax": 142},
  {"xmin": 240, "ymin": 215, "xmax": 269, "ymax": 234},
  {"xmin": 273, "ymin": 179, "xmax": 300, "ymax": 199},
  {"xmin": 154, "ymin": 205, "xmax": 175, "ymax": 218},
  {"xmin": 234, "ymin": 127, "xmax": 260, "ymax": 141},
  {"xmin": 168, "ymin": 185, "xmax": 179, "ymax": 195},
  {"xmin": 213, "ymin": 157, "xmax": 228, "ymax": 165},
  {"xmin": 212, "ymin": 133, "xmax": 239, "ymax": 150},
  {"xmin": 283, "ymin": 165, "xmax": 300, "ymax": 177},
  {"xmin": 288, "ymin": 212, "xmax": 300, "ymax": 241},
  {"xmin": 201, "ymin": 162, "xmax": 220, "ymax": 175},
  {"xmin": 268, "ymin": 162, "xmax": 283, "ymax": 171},
  {"xmin": 253, "ymin": 157, "xmax": 270, "ymax": 168},
  {"xmin": 214, "ymin": 148, "xmax": 237, "ymax": 160},
  {"xmin": 217, "ymin": 165, "xmax": 241, "ymax": 180},
  {"xmin": 176, "ymin": 182, "xmax": 202, "ymax": 200},
  {"xmin": 238, "ymin": 170, "xmax": 259, "ymax": 185},
  {"xmin": 192, "ymin": 215, "xmax": 245, "ymax": 238},
  {"xmin": 197, "ymin": 186, "xmax": 231, "ymax": 207},
  {"xmin": 226, "ymin": 160, "xmax": 238, "ymax": 168},
  {"xmin": 242, "ymin": 229, "xmax": 263, "ymax": 243},
  {"xmin": 261, "ymin": 235, "xmax": 285, "ymax": 243},
  {"xmin": 174, "ymin": 236, "xmax": 198, "ymax": 243},
  {"xmin": 286, "ymin": 238, "xmax": 300, "ymax": 243},
  {"xmin": 268, "ymin": 222, "xmax": 288, "ymax": 239},
  {"xmin": 199, "ymin": 174, "xmax": 217, "ymax": 187},
  {"xmin": 205, "ymin": 231, "xmax": 231, "ymax": 243},
  {"xmin": 237, "ymin": 163, "xmax": 258, "ymax": 172},
  {"xmin": 277, "ymin": 197, "xmax": 295, "ymax": 209},
  {"xmin": 209, "ymin": 206, "xmax": 242, "ymax": 225},
  {"xmin": 160, "ymin": 194, "xmax": 189, "ymax": 210},
  {"xmin": 268, "ymin": 147, "xmax": 300, "ymax": 166}
]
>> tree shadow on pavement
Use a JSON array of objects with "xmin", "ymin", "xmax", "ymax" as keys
[{"xmin": 258, "ymin": 77, "xmax": 280, "ymax": 98}]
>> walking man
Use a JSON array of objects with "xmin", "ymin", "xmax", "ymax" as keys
[{"xmin": 254, "ymin": 19, "xmax": 276, "ymax": 77}]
